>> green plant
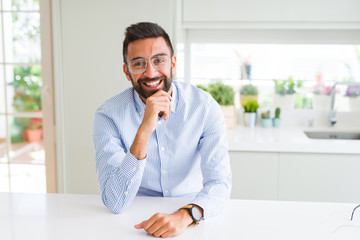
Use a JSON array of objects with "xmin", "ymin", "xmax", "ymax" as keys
[
  {"xmin": 8, "ymin": 65, "xmax": 42, "ymax": 112},
  {"xmin": 240, "ymin": 84, "xmax": 258, "ymax": 96},
  {"xmin": 274, "ymin": 107, "xmax": 281, "ymax": 118},
  {"xmin": 196, "ymin": 84, "xmax": 208, "ymax": 92},
  {"xmin": 273, "ymin": 76, "xmax": 303, "ymax": 96},
  {"xmin": 198, "ymin": 82, "xmax": 235, "ymax": 106},
  {"xmin": 261, "ymin": 110, "xmax": 270, "ymax": 119},
  {"xmin": 243, "ymin": 99, "xmax": 259, "ymax": 113}
]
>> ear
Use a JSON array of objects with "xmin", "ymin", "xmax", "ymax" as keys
[
  {"xmin": 171, "ymin": 55, "xmax": 176, "ymax": 75},
  {"xmin": 123, "ymin": 64, "xmax": 131, "ymax": 81}
]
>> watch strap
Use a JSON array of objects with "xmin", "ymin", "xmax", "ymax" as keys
[{"xmin": 180, "ymin": 204, "xmax": 200, "ymax": 226}]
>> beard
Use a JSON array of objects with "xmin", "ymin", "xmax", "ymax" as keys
[{"xmin": 130, "ymin": 68, "xmax": 172, "ymax": 100}]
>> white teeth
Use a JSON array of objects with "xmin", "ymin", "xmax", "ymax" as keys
[{"xmin": 145, "ymin": 80, "xmax": 161, "ymax": 86}]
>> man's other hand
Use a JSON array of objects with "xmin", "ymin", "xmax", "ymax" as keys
[{"xmin": 135, "ymin": 209, "xmax": 192, "ymax": 238}]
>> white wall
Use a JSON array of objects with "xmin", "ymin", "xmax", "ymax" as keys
[{"xmin": 53, "ymin": 0, "xmax": 176, "ymax": 193}]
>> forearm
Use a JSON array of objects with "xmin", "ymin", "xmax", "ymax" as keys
[
  {"xmin": 99, "ymin": 152, "xmax": 146, "ymax": 214},
  {"xmin": 130, "ymin": 124, "xmax": 151, "ymax": 160}
]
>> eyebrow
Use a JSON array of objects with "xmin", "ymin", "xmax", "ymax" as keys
[{"xmin": 130, "ymin": 53, "xmax": 168, "ymax": 62}]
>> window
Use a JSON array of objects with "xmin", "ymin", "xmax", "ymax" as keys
[
  {"xmin": 0, "ymin": 0, "xmax": 55, "ymax": 193},
  {"xmin": 177, "ymin": 29, "xmax": 360, "ymax": 111}
]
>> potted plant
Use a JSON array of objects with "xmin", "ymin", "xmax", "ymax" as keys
[
  {"xmin": 8, "ymin": 66, "xmax": 42, "ymax": 142},
  {"xmin": 25, "ymin": 118, "xmax": 43, "ymax": 142},
  {"xmin": 197, "ymin": 82, "xmax": 236, "ymax": 128},
  {"xmin": 239, "ymin": 84, "xmax": 258, "ymax": 107},
  {"xmin": 312, "ymin": 82, "xmax": 333, "ymax": 111},
  {"xmin": 260, "ymin": 110, "xmax": 271, "ymax": 128},
  {"xmin": 243, "ymin": 99, "xmax": 259, "ymax": 127},
  {"xmin": 273, "ymin": 76, "xmax": 303, "ymax": 110},
  {"xmin": 345, "ymin": 85, "xmax": 360, "ymax": 111},
  {"xmin": 272, "ymin": 107, "xmax": 281, "ymax": 128}
]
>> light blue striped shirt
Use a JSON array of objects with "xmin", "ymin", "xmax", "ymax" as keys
[{"xmin": 92, "ymin": 81, "xmax": 232, "ymax": 219}]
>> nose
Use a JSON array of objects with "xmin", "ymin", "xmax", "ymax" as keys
[{"xmin": 142, "ymin": 61, "xmax": 158, "ymax": 78}]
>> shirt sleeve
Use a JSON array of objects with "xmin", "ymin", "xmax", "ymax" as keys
[
  {"xmin": 92, "ymin": 110, "xmax": 146, "ymax": 214},
  {"xmin": 190, "ymin": 99, "xmax": 232, "ymax": 219}
]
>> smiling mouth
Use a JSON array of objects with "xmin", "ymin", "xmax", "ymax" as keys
[{"xmin": 143, "ymin": 79, "xmax": 162, "ymax": 88}]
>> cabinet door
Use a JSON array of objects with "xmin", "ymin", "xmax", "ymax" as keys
[
  {"xmin": 278, "ymin": 153, "xmax": 360, "ymax": 202},
  {"xmin": 183, "ymin": 0, "xmax": 360, "ymax": 29},
  {"xmin": 229, "ymin": 152, "xmax": 278, "ymax": 200}
]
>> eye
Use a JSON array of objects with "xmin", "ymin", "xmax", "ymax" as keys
[
  {"xmin": 153, "ymin": 57, "xmax": 166, "ymax": 65},
  {"xmin": 131, "ymin": 60, "xmax": 146, "ymax": 68}
]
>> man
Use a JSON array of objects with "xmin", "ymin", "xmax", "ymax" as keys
[{"xmin": 93, "ymin": 22, "xmax": 231, "ymax": 238}]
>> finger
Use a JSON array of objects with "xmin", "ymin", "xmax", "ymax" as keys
[
  {"xmin": 134, "ymin": 221, "xmax": 145, "ymax": 229},
  {"xmin": 142, "ymin": 213, "xmax": 161, "ymax": 231},
  {"xmin": 153, "ymin": 224, "xmax": 170, "ymax": 238},
  {"xmin": 160, "ymin": 229, "xmax": 177, "ymax": 238},
  {"xmin": 146, "ymin": 219, "xmax": 164, "ymax": 235},
  {"xmin": 153, "ymin": 90, "xmax": 172, "ymax": 100}
]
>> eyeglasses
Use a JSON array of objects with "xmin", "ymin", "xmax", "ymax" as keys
[
  {"xmin": 351, "ymin": 204, "xmax": 360, "ymax": 221},
  {"xmin": 127, "ymin": 55, "xmax": 171, "ymax": 74}
]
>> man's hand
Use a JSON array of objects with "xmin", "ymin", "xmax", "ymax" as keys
[
  {"xmin": 130, "ymin": 90, "xmax": 171, "ymax": 160},
  {"xmin": 140, "ymin": 90, "xmax": 172, "ymax": 135},
  {"xmin": 135, "ymin": 209, "xmax": 193, "ymax": 238}
]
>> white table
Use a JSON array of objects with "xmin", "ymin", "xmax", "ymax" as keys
[{"xmin": 1, "ymin": 193, "xmax": 359, "ymax": 240}]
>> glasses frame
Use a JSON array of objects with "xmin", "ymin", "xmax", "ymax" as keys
[{"xmin": 127, "ymin": 54, "xmax": 171, "ymax": 75}]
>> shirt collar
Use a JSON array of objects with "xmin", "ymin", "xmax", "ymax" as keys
[{"xmin": 133, "ymin": 82, "xmax": 177, "ymax": 116}]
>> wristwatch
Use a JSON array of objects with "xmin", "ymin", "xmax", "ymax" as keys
[{"xmin": 180, "ymin": 204, "xmax": 202, "ymax": 226}]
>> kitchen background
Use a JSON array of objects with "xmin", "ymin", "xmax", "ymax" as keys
[{"xmin": 0, "ymin": 0, "xmax": 359, "ymax": 203}]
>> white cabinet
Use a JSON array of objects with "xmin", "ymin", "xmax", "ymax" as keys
[
  {"xmin": 230, "ymin": 151, "xmax": 360, "ymax": 202},
  {"xmin": 182, "ymin": 0, "xmax": 360, "ymax": 29},
  {"xmin": 278, "ymin": 153, "xmax": 360, "ymax": 203},
  {"xmin": 229, "ymin": 152, "xmax": 278, "ymax": 200}
]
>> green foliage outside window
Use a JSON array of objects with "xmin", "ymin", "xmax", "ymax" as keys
[
  {"xmin": 9, "ymin": 65, "xmax": 42, "ymax": 112},
  {"xmin": 273, "ymin": 76, "xmax": 303, "ymax": 95}
]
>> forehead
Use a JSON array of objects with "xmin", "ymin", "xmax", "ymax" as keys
[{"xmin": 126, "ymin": 37, "xmax": 171, "ymax": 61}]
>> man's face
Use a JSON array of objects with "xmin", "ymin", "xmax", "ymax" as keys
[{"xmin": 123, "ymin": 37, "xmax": 176, "ymax": 101}]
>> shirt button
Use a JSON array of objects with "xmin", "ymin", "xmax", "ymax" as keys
[
  {"xmin": 158, "ymin": 121, "xmax": 161, "ymax": 125},
  {"xmin": 164, "ymin": 190, "xmax": 168, "ymax": 194},
  {"xmin": 140, "ymin": 166, "xmax": 144, "ymax": 171},
  {"xmin": 161, "ymin": 147, "xmax": 165, "ymax": 151},
  {"xmin": 132, "ymin": 167, "xmax": 137, "ymax": 171},
  {"xmin": 124, "ymin": 191, "xmax": 128, "ymax": 195},
  {"xmin": 162, "ymin": 170, "xmax": 167, "ymax": 175},
  {"xmin": 139, "ymin": 111, "xmax": 143, "ymax": 115}
]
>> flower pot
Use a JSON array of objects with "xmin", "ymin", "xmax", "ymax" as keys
[
  {"xmin": 220, "ymin": 105, "xmax": 237, "ymax": 128},
  {"xmin": 348, "ymin": 97, "xmax": 360, "ymax": 111},
  {"xmin": 243, "ymin": 112, "xmax": 257, "ymax": 127},
  {"xmin": 312, "ymin": 95, "xmax": 331, "ymax": 111},
  {"xmin": 274, "ymin": 94, "xmax": 295, "ymax": 110},
  {"xmin": 25, "ymin": 129, "xmax": 42, "ymax": 142},
  {"xmin": 272, "ymin": 118, "xmax": 281, "ymax": 128},
  {"xmin": 261, "ymin": 119, "xmax": 272, "ymax": 128}
]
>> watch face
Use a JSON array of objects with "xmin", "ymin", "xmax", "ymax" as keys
[{"xmin": 191, "ymin": 207, "xmax": 201, "ymax": 221}]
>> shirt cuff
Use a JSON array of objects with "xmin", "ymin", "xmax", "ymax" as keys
[
  {"xmin": 119, "ymin": 152, "xmax": 146, "ymax": 180},
  {"xmin": 189, "ymin": 197, "xmax": 210, "ymax": 220}
]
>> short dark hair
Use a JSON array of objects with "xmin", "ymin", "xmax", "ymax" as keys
[{"xmin": 122, "ymin": 22, "xmax": 174, "ymax": 64}]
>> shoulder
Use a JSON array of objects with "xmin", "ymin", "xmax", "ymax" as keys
[
  {"xmin": 95, "ymin": 87, "xmax": 134, "ymax": 114},
  {"xmin": 174, "ymin": 81, "xmax": 214, "ymax": 105}
]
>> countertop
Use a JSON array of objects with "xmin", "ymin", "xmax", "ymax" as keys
[
  {"xmin": 1, "ymin": 193, "xmax": 360, "ymax": 240},
  {"xmin": 227, "ymin": 126, "xmax": 360, "ymax": 154}
]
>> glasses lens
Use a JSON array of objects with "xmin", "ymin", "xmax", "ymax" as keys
[
  {"xmin": 151, "ymin": 56, "xmax": 170, "ymax": 70},
  {"xmin": 129, "ymin": 59, "xmax": 147, "ymax": 74}
]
